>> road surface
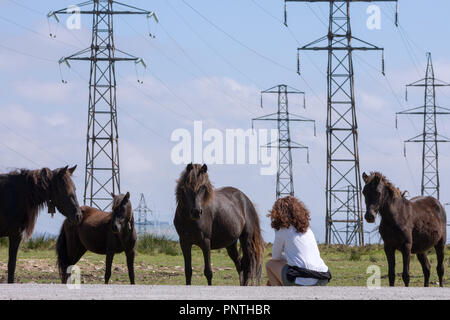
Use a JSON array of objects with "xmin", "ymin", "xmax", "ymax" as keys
[{"xmin": 0, "ymin": 284, "xmax": 448, "ymax": 300}]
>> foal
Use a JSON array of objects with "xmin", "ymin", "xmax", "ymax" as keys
[
  {"xmin": 56, "ymin": 192, "xmax": 136, "ymax": 284},
  {"xmin": 362, "ymin": 172, "xmax": 446, "ymax": 287}
]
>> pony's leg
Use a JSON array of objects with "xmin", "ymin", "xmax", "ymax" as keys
[
  {"xmin": 435, "ymin": 237, "xmax": 445, "ymax": 287},
  {"xmin": 125, "ymin": 249, "xmax": 135, "ymax": 285},
  {"xmin": 7, "ymin": 234, "xmax": 22, "ymax": 284},
  {"xmin": 59, "ymin": 232, "xmax": 87, "ymax": 284},
  {"xmin": 384, "ymin": 246, "xmax": 396, "ymax": 287},
  {"xmin": 239, "ymin": 235, "xmax": 250, "ymax": 286},
  {"xmin": 226, "ymin": 242, "xmax": 242, "ymax": 285},
  {"xmin": 180, "ymin": 239, "xmax": 193, "ymax": 285},
  {"xmin": 416, "ymin": 253, "xmax": 431, "ymax": 287},
  {"xmin": 104, "ymin": 251, "xmax": 115, "ymax": 284},
  {"xmin": 200, "ymin": 239, "xmax": 213, "ymax": 286},
  {"xmin": 61, "ymin": 248, "xmax": 86, "ymax": 284},
  {"xmin": 400, "ymin": 243, "xmax": 411, "ymax": 287}
]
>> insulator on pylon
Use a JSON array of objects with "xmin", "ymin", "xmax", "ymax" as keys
[
  {"xmin": 284, "ymin": 2, "xmax": 288, "ymax": 27},
  {"xmin": 395, "ymin": 2, "xmax": 399, "ymax": 27}
]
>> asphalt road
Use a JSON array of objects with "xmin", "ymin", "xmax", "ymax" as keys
[{"xmin": 0, "ymin": 284, "xmax": 448, "ymax": 300}]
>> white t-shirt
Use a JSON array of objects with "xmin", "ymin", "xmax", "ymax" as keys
[{"xmin": 272, "ymin": 226, "xmax": 328, "ymax": 285}]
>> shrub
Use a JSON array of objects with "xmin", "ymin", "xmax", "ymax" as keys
[
  {"xmin": 349, "ymin": 249, "xmax": 361, "ymax": 261},
  {"xmin": 137, "ymin": 234, "xmax": 180, "ymax": 256},
  {"xmin": 22, "ymin": 234, "xmax": 56, "ymax": 250}
]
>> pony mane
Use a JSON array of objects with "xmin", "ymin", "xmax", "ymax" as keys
[
  {"xmin": 9, "ymin": 168, "xmax": 53, "ymax": 239},
  {"xmin": 368, "ymin": 172, "xmax": 403, "ymax": 198},
  {"xmin": 175, "ymin": 164, "xmax": 215, "ymax": 206}
]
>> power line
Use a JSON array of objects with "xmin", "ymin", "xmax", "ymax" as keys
[
  {"xmin": 0, "ymin": 14, "xmax": 81, "ymax": 50},
  {"xmin": 0, "ymin": 121, "xmax": 66, "ymax": 165},
  {"xmin": 119, "ymin": 15, "xmax": 259, "ymax": 117},
  {"xmin": 166, "ymin": 0, "xmax": 265, "ymax": 89},
  {"xmin": 0, "ymin": 141, "xmax": 42, "ymax": 167},
  {"xmin": 181, "ymin": 0, "xmax": 294, "ymax": 73}
]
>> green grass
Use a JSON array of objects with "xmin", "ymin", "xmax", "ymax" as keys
[
  {"xmin": 136, "ymin": 234, "xmax": 180, "ymax": 256},
  {"xmin": 0, "ymin": 236, "xmax": 449, "ymax": 286}
]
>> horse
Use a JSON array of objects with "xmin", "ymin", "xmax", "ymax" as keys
[
  {"xmin": 362, "ymin": 172, "xmax": 447, "ymax": 287},
  {"xmin": 0, "ymin": 165, "xmax": 82, "ymax": 283},
  {"xmin": 174, "ymin": 163, "xmax": 264, "ymax": 286},
  {"xmin": 56, "ymin": 192, "xmax": 136, "ymax": 284}
]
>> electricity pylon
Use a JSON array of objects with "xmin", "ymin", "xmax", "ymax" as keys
[
  {"xmin": 252, "ymin": 85, "xmax": 315, "ymax": 200},
  {"xmin": 396, "ymin": 52, "xmax": 450, "ymax": 200},
  {"xmin": 134, "ymin": 193, "xmax": 153, "ymax": 236},
  {"xmin": 50, "ymin": 1, "xmax": 157, "ymax": 210},
  {"xmin": 284, "ymin": 0, "xmax": 399, "ymax": 246}
]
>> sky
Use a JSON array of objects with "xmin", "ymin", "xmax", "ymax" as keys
[{"xmin": 0, "ymin": 0, "xmax": 450, "ymax": 244}]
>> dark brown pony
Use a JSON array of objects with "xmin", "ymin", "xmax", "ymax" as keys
[
  {"xmin": 0, "ymin": 165, "xmax": 82, "ymax": 283},
  {"xmin": 174, "ymin": 163, "xmax": 264, "ymax": 286},
  {"xmin": 362, "ymin": 172, "xmax": 447, "ymax": 287},
  {"xmin": 57, "ymin": 192, "xmax": 136, "ymax": 284}
]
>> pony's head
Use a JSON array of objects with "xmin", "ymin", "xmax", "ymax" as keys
[
  {"xmin": 111, "ymin": 192, "xmax": 133, "ymax": 234},
  {"xmin": 362, "ymin": 172, "xmax": 402, "ymax": 223},
  {"xmin": 46, "ymin": 165, "xmax": 82, "ymax": 225},
  {"xmin": 176, "ymin": 163, "xmax": 214, "ymax": 220}
]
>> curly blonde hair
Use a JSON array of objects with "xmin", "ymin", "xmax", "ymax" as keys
[{"xmin": 267, "ymin": 196, "xmax": 310, "ymax": 233}]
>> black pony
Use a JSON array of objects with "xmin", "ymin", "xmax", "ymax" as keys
[
  {"xmin": 0, "ymin": 166, "xmax": 82, "ymax": 283},
  {"xmin": 174, "ymin": 163, "xmax": 264, "ymax": 286}
]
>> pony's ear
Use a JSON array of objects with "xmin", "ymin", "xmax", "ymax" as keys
[
  {"xmin": 68, "ymin": 165, "xmax": 77, "ymax": 175},
  {"xmin": 186, "ymin": 163, "xmax": 193, "ymax": 172},
  {"xmin": 362, "ymin": 172, "xmax": 369, "ymax": 184},
  {"xmin": 121, "ymin": 192, "xmax": 130, "ymax": 206},
  {"xmin": 110, "ymin": 192, "xmax": 115, "ymax": 198},
  {"xmin": 58, "ymin": 165, "xmax": 69, "ymax": 176},
  {"xmin": 200, "ymin": 164, "xmax": 207, "ymax": 174}
]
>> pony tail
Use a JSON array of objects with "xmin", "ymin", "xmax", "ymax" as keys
[
  {"xmin": 244, "ymin": 205, "xmax": 264, "ymax": 286},
  {"xmin": 250, "ymin": 215, "xmax": 264, "ymax": 285},
  {"xmin": 56, "ymin": 223, "xmax": 69, "ymax": 282}
]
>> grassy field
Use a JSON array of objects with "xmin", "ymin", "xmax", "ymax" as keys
[{"xmin": 0, "ymin": 235, "xmax": 449, "ymax": 286}]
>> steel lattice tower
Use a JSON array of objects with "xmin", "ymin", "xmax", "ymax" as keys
[
  {"xmin": 396, "ymin": 53, "xmax": 450, "ymax": 200},
  {"xmin": 51, "ymin": 1, "xmax": 155, "ymax": 210},
  {"xmin": 252, "ymin": 85, "xmax": 315, "ymax": 199},
  {"xmin": 285, "ymin": 0, "xmax": 398, "ymax": 245},
  {"xmin": 134, "ymin": 193, "xmax": 153, "ymax": 236}
]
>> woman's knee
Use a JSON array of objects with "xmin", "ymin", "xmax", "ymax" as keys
[
  {"xmin": 265, "ymin": 259, "xmax": 278, "ymax": 272},
  {"xmin": 266, "ymin": 259, "xmax": 285, "ymax": 274}
]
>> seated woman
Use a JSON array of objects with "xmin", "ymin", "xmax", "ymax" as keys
[{"xmin": 266, "ymin": 196, "xmax": 331, "ymax": 286}]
